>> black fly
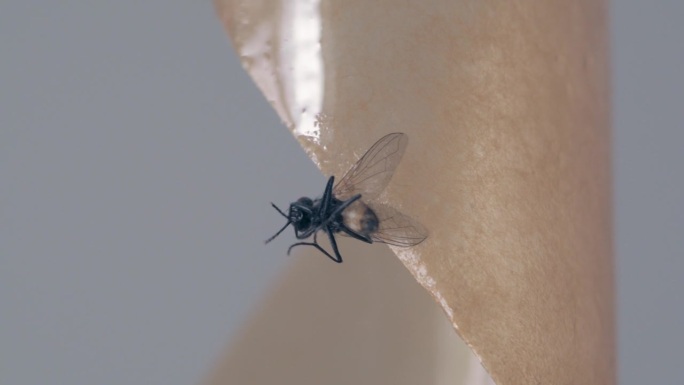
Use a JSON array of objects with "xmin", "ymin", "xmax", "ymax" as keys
[{"xmin": 265, "ymin": 132, "xmax": 428, "ymax": 263}]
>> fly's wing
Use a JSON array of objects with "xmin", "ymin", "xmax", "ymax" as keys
[
  {"xmin": 333, "ymin": 133, "xmax": 408, "ymax": 201},
  {"xmin": 367, "ymin": 202, "xmax": 428, "ymax": 247}
]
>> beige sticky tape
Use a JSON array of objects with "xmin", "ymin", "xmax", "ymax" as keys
[{"xmin": 213, "ymin": 0, "xmax": 614, "ymax": 383}]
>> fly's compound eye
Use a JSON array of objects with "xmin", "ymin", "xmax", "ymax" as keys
[{"xmin": 296, "ymin": 197, "xmax": 313, "ymax": 206}]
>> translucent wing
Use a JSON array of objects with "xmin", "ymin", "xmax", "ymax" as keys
[
  {"xmin": 333, "ymin": 133, "xmax": 408, "ymax": 201},
  {"xmin": 366, "ymin": 202, "xmax": 428, "ymax": 247}
]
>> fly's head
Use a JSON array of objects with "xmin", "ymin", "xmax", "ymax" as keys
[
  {"xmin": 265, "ymin": 197, "xmax": 314, "ymax": 245},
  {"xmin": 289, "ymin": 197, "xmax": 314, "ymax": 232}
]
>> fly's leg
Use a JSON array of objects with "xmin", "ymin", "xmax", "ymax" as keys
[
  {"xmin": 330, "ymin": 194, "xmax": 361, "ymax": 217},
  {"xmin": 318, "ymin": 194, "xmax": 362, "ymax": 230},
  {"xmin": 319, "ymin": 176, "xmax": 335, "ymax": 216},
  {"xmin": 286, "ymin": 242, "xmax": 341, "ymax": 263},
  {"xmin": 265, "ymin": 203, "xmax": 293, "ymax": 244},
  {"xmin": 270, "ymin": 203, "xmax": 289, "ymax": 219},
  {"xmin": 338, "ymin": 223, "xmax": 373, "ymax": 244},
  {"xmin": 325, "ymin": 225, "xmax": 344, "ymax": 263},
  {"xmin": 295, "ymin": 221, "xmax": 319, "ymax": 240},
  {"xmin": 287, "ymin": 230, "xmax": 343, "ymax": 263}
]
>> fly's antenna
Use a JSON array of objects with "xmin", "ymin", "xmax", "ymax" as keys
[{"xmin": 265, "ymin": 203, "xmax": 291, "ymax": 244}]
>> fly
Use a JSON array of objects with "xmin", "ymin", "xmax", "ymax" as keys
[{"xmin": 265, "ymin": 132, "xmax": 428, "ymax": 263}]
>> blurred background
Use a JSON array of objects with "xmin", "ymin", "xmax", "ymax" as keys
[{"xmin": 1, "ymin": 1, "xmax": 682, "ymax": 384}]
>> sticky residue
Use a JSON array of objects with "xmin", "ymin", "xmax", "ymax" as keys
[
  {"xmin": 279, "ymin": 0, "xmax": 324, "ymax": 144},
  {"xmin": 218, "ymin": 0, "xmax": 325, "ymax": 145}
]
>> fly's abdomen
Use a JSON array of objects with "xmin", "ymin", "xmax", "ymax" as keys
[{"xmin": 342, "ymin": 200, "xmax": 379, "ymax": 236}]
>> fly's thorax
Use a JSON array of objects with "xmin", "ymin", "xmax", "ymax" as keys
[{"xmin": 341, "ymin": 200, "xmax": 379, "ymax": 236}]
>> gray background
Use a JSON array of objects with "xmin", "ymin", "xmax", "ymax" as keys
[{"xmin": 1, "ymin": 1, "xmax": 681, "ymax": 384}]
